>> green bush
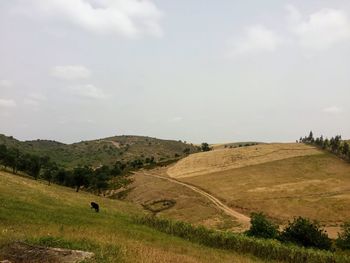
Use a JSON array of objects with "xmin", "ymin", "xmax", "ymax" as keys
[
  {"xmin": 245, "ymin": 212, "xmax": 278, "ymax": 239},
  {"xmin": 336, "ymin": 222, "xmax": 350, "ymax": 250},
  {"xmin": 279, "ymin": 217, "xmax": 332, "ymax": 250},
  {"xmin": 134, "ymin": 215, "xmax": 348, "ymax": 263}
]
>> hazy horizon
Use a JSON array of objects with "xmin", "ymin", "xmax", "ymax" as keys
[{"xmin": 1, "ymin": 0, "xmax": 350, "ymax": 144}]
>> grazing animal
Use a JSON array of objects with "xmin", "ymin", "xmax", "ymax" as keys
[{"xmin": 90, "ymin": 202, "xmax": 99, "ymax": 212}]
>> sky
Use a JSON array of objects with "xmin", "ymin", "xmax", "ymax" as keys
[{"xmin": 0, "ymin": 0, "xmax": 350, "ymax": 144}]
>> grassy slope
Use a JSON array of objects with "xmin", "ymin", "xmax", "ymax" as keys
[
  {"xmin": 0, "ymin": 134, "xmax": 197, "ymax": 168},
  {"xmin": 124, "ymin": 168, "xmax": 240, "ymax": 231},
  {"xmin": 182, "ymin": 153, "xmax": 350, "ymax": 228},
  {"xmin": 0, "ymin": 171, "xmax": 262, "ymax": 263},
  {"xmin": 168, "ymin": 143, "xmax": 321, "ymax": 178}
]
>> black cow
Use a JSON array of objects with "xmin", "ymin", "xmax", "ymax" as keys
[{"xmin": 90, "ymin": 202, "xmax": 99, "ymax": 212}]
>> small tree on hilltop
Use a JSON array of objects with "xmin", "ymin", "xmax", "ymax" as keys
[
  {"xmin": 307, "ymin": 131, "xmax": 314, "ymax": 143},
  {"xmin": 201, "ymin": 142, "xmax": 211, "ymax": 152},
  {"xmin": 245, "ymin": 212, "xmax": 279, "ymax": 239},
  {"xmin": 342, "ymin": 142, "xmax": 349, "ymax": 158},
  {"xmin": 323, "ymin": 138, "xmax": 330, "ymax": 150}
]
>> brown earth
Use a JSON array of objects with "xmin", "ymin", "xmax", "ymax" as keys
[{"xmin": 0, "ymin": 242, "xmax": 94, "ymax": 263}]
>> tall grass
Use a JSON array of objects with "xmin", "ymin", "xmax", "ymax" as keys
[{"xmin": 134, "ymin": 215, "xmax": 350, "ymax": 263}]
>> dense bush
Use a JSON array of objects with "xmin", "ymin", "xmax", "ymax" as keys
[
  {"xmin": 336, "ymin": 222, "xmax": 350, "ymax": 250},
  {"xmin": 245, "ymin": 212, "xmax": 278, "ymax": 239},
  {"xmin": 201, "ymin": 142, "xmax": 211, "ymax": 152},
  {"xmin": 279, "ymin": 217, "xmax": 332, "ymax": 251},
  {"xmin": 134, "ymin": 215, "xmax": 348, "ymax": 263}
]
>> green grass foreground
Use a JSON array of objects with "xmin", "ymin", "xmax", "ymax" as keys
[
  {"xmin": 0, "ymin": 171, "xmax": 263, "ymax": 263},
  {"xmin": 1, "ymin": 170, "xmax": 349, "ymax": 262}
]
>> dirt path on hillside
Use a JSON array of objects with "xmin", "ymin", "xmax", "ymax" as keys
[
  {"xmin": 141, "ymin": 170, "xmax": 251, "ymax": 229},
  {"xmin": 105, "ymin": 140, "xmax": 121, "ymax": 148}
]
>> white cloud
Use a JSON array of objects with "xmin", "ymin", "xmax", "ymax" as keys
[
  {"xmin": 323, "ymin": 106, "xmax": 342, "ymax": 114},
  {"xmin": 0, "ymin": 99, "xmax": 16, "ymax": 108},
  {"xmin": 71, "ymin": 84, "xmax": 106, "ymax": 99},
  {"xmin": 0, "ymin": 80, "xmax": 13, "ymax": 88},
  {"xmin": 15, "ymin": 0, "xmax": 163, "ymax": 37},
  {"xmin": 51, "ymin": 65, "xmax": 91, "ymax": 80},
  {"xmin": 287, "ymin": 6, "xmax": 350, "ymax": 50},
  {"xmin": 229, "ymin": 25, "xmax": 282, "ymax": 56}
]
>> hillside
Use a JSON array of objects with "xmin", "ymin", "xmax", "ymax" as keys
[
  {"xmin": 168, "ymin": 143, "xmax": 321, "ymax": 178},
  {"xmin": 0, "ymin": 170, "xmax": 263, "ymax": 263},
  {"xmin": 0, "ymin": 134, "xmax": 198, "ymax": 168},
  {"xmin": 167, "ymin": 143, "xmax": 350, "ymax": 237}
]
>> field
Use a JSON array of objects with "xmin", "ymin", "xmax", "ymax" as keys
[
  {"xmin": 168, "ymin": 143, "xmax": 321, "ymax": 178},
  {"xmin": 0, "ymin": 170, "xmax": 263, "ymax": 263},
  {"xmin": 167, "ymin": 143, "xmax": 350, "ymax": 238},
  {"xmin": 123, "ymin": 168, "xmax": 241, "ymax": 230},
  {"xmin": 0, "ymin": 134, "xmax": 198, "ymax": 168}
]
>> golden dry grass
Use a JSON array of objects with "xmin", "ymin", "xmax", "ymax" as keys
[
  {"xmin": 179, "ymin": 152, "xmax": 350, "ymax": 238},
  {"xmin": 125, "ymin": 168, "xmax": 240, "ymax": 230},
  {"xmin": 168, "ymin": 143, "xmax": 321, "ymax": 178}
]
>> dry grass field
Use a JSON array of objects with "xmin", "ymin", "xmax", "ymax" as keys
[
  {"xmin": 124, "ymin": 168, "xmax": 240, "ymax": 230},
  {"xmin": 167, "ymin": 143, "xmax": 350, "ymax": 238},
  {"xmin": 0, "ymin": 170, "xmax": 264, "ymax": 263},
  {"xmin": 168, "ymin": 143, "xmax": 321, "ymax": 178}
]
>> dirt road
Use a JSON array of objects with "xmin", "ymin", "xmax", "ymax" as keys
[{"xmin": 141, "ymin": 170, "xmax": 251, "ymax": 229}]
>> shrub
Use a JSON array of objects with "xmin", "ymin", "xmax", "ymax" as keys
[
  {"xmin": 201, "ymin": 142, "xmax": 211, "ymax": 152},
  {"xmin": 245, "ymin": 212, "xmax": 278, "ymax": 239},
  {"xmin": 279, "ymin": 217, "xmax": 332, "ymax": 250},
  {"xmin": 336, "ymin": 222, "xmax": 350, "ymax": 250},
  {"xmin": 134, "ymin": 215, "xmax": 348, "ymax": 263}
]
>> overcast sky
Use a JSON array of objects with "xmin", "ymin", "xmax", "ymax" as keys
[{"xmin": 0, "ymin": 0, "xmax": 350, "ymax": 144}]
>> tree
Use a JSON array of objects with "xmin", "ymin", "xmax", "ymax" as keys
[
  {"xmin": 4, "ymin": 148, "xmax": 20, "ymax": 173},
  {"xmin": 73, "ymin": 166, "xmax": 91, "ymax": 192},
  {"xmin": 0, "ymin": 144, "xmax": 7, "ymax": 164},
  {"xmin": 330, "ymin": 135, "xmax": 341, "ymax": 153},
  {"xmin": 201, "ymin": 142, "xmax": 211, "ymax": 152},
  {"xmin": 245, "ymin": 212, "xmax": 279, "ymax": 239},
  {"xmin": 54, "ymin": 169, "xmax": 68, "ymax": 185},
  {"xmin": 323, "ymin": 138, "xmax": 330, "ymax": 150},
  {"xmin": 342, "ymin": 142, "xmax": 349, "ymax": 158},
  {"xmin": 27, "ymin": 155, "xmax": 42, "ymax": 180},
  {"xmin": 43, "ymin": 162, "xmax": 58, "ymax": 185},
  {"xmin": 91, "ymin": 165, "xmax": 111, "ymax": 194},
  {"xmin": 307, "ymin": 131, "xmax": 314, "ymax": 143},
  {"xmin": 279, "ymin": 217, "xmax": 332, "ymax": 250}
]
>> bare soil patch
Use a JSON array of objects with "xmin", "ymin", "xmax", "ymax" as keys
[{"xmin": 0, "ymin": 242, "xmax": 94, "ymax": 263}]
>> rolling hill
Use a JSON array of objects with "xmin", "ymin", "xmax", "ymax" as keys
[
  {"xmin": 166, "ymin": 143, "xmax": 350, "ymax": 238},
  {"xmin": 0, "ymin": 170, "xmax": 264, "ymax": 263},
  {"xmin": 0, "ymin": 134, "xmax": 198, "ymax": 168}
]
